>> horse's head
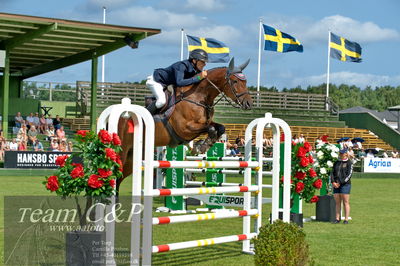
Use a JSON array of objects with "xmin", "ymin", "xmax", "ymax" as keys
[{"xmin": 223, "ymin": 57, "xmax": 253, "ymax": 110}]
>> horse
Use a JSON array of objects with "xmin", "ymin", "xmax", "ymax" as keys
[{"xmin": 117, "ymin": 58, "xmax": 253, "ymax": 189}]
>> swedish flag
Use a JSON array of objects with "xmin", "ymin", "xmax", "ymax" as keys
[
  {"xmin": 330, "ymin": 32, "xmax": 362, "ymax": 63},
  {"xmin": 263, "ymin": 24, "xmax": 303, "ymax": 53},
  {"xmin": 187, "ymin": 35, "xmax": 230, "ymax": 63}
]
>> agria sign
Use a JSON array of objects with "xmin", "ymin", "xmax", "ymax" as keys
[{"xmin": 364, "ymin": 158, "xmax": 400, "ymax": 173}]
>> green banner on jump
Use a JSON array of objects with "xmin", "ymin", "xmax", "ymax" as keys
[
  {"xmin": 206, "ymin": 142, "xmax": 226, "ymax": 209},
  {"xmin": 166, "ymin": 146, "xmax": 185, "ymax": 211}
]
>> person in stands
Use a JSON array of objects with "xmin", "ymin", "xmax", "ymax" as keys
[
  {"xmin": 331, "ymin": 148, "xmax": 353, "ymax": 224},
  {"xmin": 145, "ymin": 49, "xmax": 208, "ymax": 114}
]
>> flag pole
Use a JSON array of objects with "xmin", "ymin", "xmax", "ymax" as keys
[
  {"xmin": 101, "ymin": 6, "xmax": 106, "ymax": 84},
  {"xmin": 326, "ymin": 31, "xmax": 331, "ymax": 111},
  {"xmin": 256, "ymin": 18, "xmax": 263, "ymax": 107},
  {"xmin": 180, "ymin": 28, "xmax": 184, "ymax": 60}
]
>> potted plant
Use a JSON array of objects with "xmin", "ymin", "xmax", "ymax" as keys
[
  {"xmin": 314, "ymin": 135, "xmax": 339, "ymax": 222},
  {"xmin": 43, "ymin": 129, "xmax": 123, "ymax": 265}
]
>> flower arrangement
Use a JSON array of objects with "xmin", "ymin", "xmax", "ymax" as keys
[
  {"xmin": 314, "ymin": 136, "xmax": 339, "ymax": 194},
  {"xmin": 44, "ymin": 129, "xmax": 123, "ymax": 199},
  {"xmin": 290, "ymin": 141, "xmax": 321, "ymax": 203}
]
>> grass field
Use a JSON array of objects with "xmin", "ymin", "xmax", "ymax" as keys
[{"xmin": 1, "ymin": 174, "xmax": 399, "ymax": 265}]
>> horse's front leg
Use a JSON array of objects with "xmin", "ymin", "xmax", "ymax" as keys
[{"xmin": 192, "ymin": 122, "xmax": 225, "ymax": 154}]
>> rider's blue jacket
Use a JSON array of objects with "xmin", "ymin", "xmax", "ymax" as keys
[{"xmin": 153, "ymin": 59, "xmax": 201, "ymax": 88}]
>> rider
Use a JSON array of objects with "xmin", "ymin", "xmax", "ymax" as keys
[{"xmin": 146, "ymin": 49, "xmax": 209, "ymax": 114}]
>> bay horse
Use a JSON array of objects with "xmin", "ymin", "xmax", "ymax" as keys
[{"xmin": 117, "ymin": 58, "xmax": 253, "ymax": 188}]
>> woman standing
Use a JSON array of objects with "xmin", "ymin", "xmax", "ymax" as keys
[{"xmin": 331, "ymin": 149, "xmax": 353, "ymax": 224}]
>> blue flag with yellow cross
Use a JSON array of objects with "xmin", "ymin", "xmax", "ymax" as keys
[
  {"xmin": 263, "ymin": 24, "xmax": 303, "ymax": 53},
  {"xmin": 187, "ymin": 35, "xmax": 230, "ymax": 63},
  {"xmin": 329, "ymin": 32, "xmax": 362, "ymax": 63}
]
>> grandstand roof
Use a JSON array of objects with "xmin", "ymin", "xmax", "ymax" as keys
[{"xmin": 0, "ymin": 12, "xmax": 160, "ymax": 79}]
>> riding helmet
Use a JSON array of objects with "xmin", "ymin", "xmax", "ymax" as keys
[{"xmin": 189, "ymin": 49, "xmax": 208, "ymax": 62}]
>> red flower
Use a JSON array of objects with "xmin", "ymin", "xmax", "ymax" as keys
[
  {"xmin": 308, "ymin": 155, "xmax": 314, "ymax": 164},
  {"xmin": 71, "ymin": 164, "xmax": 84, "ymax": 179},
  {"xmin": 309, "ymin": 168, "xmax": 317, "ymax": 178},
  {"xmin": 295, "ymin": 171, "xmax": 306, "ymax": 180},
  {"xmin": 55, "ymin": 155, "xmax": 69, "ymax": 167},
  {"xmin": 310, "ymin": 196, "xmax": 319, "ymax": 203},
  {"xmin": 77, "ymin": 130, "xmax": 89, "ymax": 137},
  {"xmin": 98, "ymin": 168, "xmax": 112, "ymax": 178},
  {"xmin": 116, "ymin": 156, "xmax": 123, "ymax": 172},
  {"xmin": 321, "ymin": 135, "xmax": 329, "ymax": 143},
  {"xmin": 313, "ymin": 178, "xmax": 322, "ymax": 189},
  {"xmin": 295, "ymin": 182, "xmax": 304, "ymax": 193},
  {"xmin": 299, "ymin": 157, "xmax": 309, "ymax": 167},
  {"xmin": 88, "ymin": 174, "xmax": 104, "ymax": 188},
  {"xmin": 303, "ymin": 142, "xmax": 312, "ymax": 152},
  {"xmin": 109, "ymin": 179, "xmax": 116, "ymax": 188},
  {"xmin": 112, "ymin": 133, "xmax": 121, "ymax": 146},
  {"xmin": 46, "ymin": 175, "xmax": 59, "ymax": 191},
  {"xmin": 297, "ymin": 147, "xmax": 307, "ymax": 158},
  {"xmin": 98, "ymin": 129, "xmax": 112, "ymax": 144},
  {"xmin": 105, "ymin": 148, "xmax": 118, "ymax": 161}
]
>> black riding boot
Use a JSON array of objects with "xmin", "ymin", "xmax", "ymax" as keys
[{"xmin": 146, "ymin": 101, "xmax": 158, "ymax": 115}]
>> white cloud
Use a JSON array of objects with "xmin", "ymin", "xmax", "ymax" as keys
[
  {"xmin": 292, "ymin": 71, "xmax": 400, "ymax": 89},
  {"xmin": 184, "ymin": 0, "xmax": 226, "ymax": 11},
  {"xmin": 111, "ymin": 6, "xmax": 202, "ymax": 29}
]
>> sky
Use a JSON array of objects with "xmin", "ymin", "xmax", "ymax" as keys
[{"xmin": 1, "ymin": 0, "xmax": 400, "ymax": 90}]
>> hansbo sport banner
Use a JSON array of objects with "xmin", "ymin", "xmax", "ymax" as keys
[
  {"xmin": 363, "ymin": 158, "xmax": 400, "ymax": 173},
  {"xmin": 4, "ymin": 151, "xmax": 79, "ymax": 169}
]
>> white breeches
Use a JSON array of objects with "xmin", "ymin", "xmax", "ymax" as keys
[{"xmin": 146, "ymin": 75, "xmax": 166, "ymax": 108}]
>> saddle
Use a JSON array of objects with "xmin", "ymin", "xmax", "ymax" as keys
[{"xmin": 144, "ymin": 89, "xmax": 188, "ymax": 147}]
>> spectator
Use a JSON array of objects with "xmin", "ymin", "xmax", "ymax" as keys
[
  {"xmin": 17, "ymin": 124, "xmax": 28, "ymax": 143},
  {"xmin": 235, "ymin": 135, "xmax": 245, "ymax": 147},
  {"xmin": 391, "ymin": 150, "xmax": 399, "ymax": 158},
  {"xmin": 26, "ymin": 112, "xmax": 35, "ymax": 129},
  {"xmin": 0, "ymin": 132, "xmax": 5, "ymax": 160},
  {"xmin": 39, "ymin": 114, "xmax": 47, "ymax": 134},
  {"xmin": 53, "ymin": 115, "xmax": 62, "ymax": 130},
  {"xmin": 27, "ymin": 125, "xmax": 38, "ymax": 145},
  {"xmin": 14, "ymin": 112, "xmax": 24, "ymax": 128},
  {"xmin": 50, "ymin": 138, "xmax": 59, "ymax": 151},
  {"xmin": 226, "ymin": 142, "xmax": 235, "ymax": 156},
  {"xmin": 45, "ymin": 125, "xmax": 56, "ymax": 141},
  {"xmin": 56, "ymin": 126, "xmax": 66, "ymax": 142},
  {"xmin": 32, "ymin": 112, "xmax": 40, "ymax": 128},
  {"xmin": 46, "ymin": 114, "xmax": 53, "ymax": 128},
  {"xmin": 298, "ymin": 134, "xmax": 305, "ymax": 143},
  {"xmin": 33, "ymin": 139, "xmax": 44, "ymax": 151},
  {"xmin": 263, "ymin": 134, "xmax": 272, "ymax": 148},
  {"xmin": 366, "ymin": 149, "xmax": 375, "ymax": 158},
  {"xmin": 232, "ymin": 143, "xmax": 241, "ymax": 157},
  {"xmin": 9, "ymin": 139, "xmax": 18, "ymax": 151},
  {"xmin": 59, "ymin": 140, "xmax": 67, "ymax": 152},
  {"xmin": 344, "ymin": 139, "xmax": 353, "ymax": 149},
  {"xmin": 382, "ymin": 151, "xmax": 389, "ymax": 158},
  {"xmin": 357, "ymin": 149, "xmax": 366, "ymax": 158},
  {"xmin": 331, "ymin": 148, "xmax": 353, "ymax": 224},
  {"xmin": 292, "ymin": 134, "xmax": 299, "ymax": 144},
  {"xmin": 67, "ymin": 141, "xmax": 74, "ymax": 152},
  {"xmin": 18, "ymin": 139, "xmax": 27, "ymax": 151}
]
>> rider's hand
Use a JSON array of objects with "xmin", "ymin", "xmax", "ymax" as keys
[{"xmin": 201, "ymin": 70, "xmax": 208, "ymax": 79}]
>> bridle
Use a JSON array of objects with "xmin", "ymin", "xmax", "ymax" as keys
[
  {"xmin": 207, "ymin": 73, "xmax": 250, "ymax": 109},
  {"xmin": 177, "ymin": 72, "xmax": 249, "ymax": 115}
]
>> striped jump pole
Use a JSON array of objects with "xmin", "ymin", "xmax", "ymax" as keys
[
  {"xmin": 185, "ymin": 168, "xmax": 272, "ymax": 176},
  {"xmin": 186, "ymin": 156, "xmax": 273, "ymax": 162},
  {"xmin": 153, "ymin": 209, "xmax": 258, "ymax": 225},
  {"xmin": 153, "ymin": 160, "xmax": 259, "ymax": 169},
  {"xmin": 152, "ymin": 233, "xmax": 258, "ymax": 253},
  {"xmin": 153, "ymin": 185, "xmax": 259, "ymax": 197},
  {"xmin": 185, "ymin": 180, "xmax": 273, "ymax": 189}
]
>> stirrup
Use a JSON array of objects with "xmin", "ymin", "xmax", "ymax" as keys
[{"xmin": 146, "ymin": 101, "xmax": 158, "ymax": 115}]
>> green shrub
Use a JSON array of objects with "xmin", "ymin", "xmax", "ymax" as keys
[{"xmin": 253, "ymin": 220, "xmax": 310, "ymax": 266}]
